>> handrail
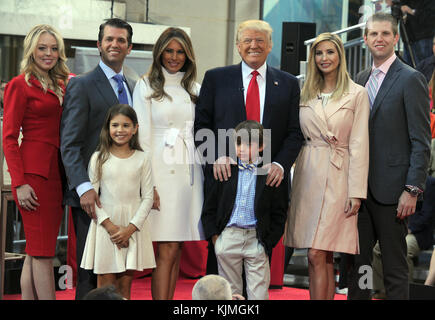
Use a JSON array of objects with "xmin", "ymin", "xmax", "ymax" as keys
[
  {"xmin": 299, "ymin": 21, "xmax": 370, "ymax": 83},
  {"xmin": 304, "ymin": 22, "xmax": 365, "ymax": 46}
]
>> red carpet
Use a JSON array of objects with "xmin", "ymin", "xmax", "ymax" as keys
[{"xmin": 3, "ymin": 275, "xmax": 347, "ymax": 300}]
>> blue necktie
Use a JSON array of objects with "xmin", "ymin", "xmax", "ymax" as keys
[{"xmin": 113, "ymin": 74, "xmax": 129, "ymax": 105}]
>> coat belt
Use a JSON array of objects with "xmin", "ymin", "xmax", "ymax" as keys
[{"xmin": 305, "ymin": 139, "xmax": 348, "ymax": 169}]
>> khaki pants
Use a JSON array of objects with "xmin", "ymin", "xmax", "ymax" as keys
[{"xmin": 215, "ymin": 227, "xmax": 270, "ymax": 300}]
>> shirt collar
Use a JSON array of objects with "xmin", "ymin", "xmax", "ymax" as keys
[
  {"xmin": 372, "ymin": 53, "xmax": 396, "ymax": 75},
  {"xmin": 99, "ymin": 60, "xmax": 124, "ymax": 80},
  {"xmin": 241, "ymin": 60, "xmax": 267, "ymax": 80},
  {"xmin": 238, "ymin": 156, "xmax": 262, "ymax": 167}
]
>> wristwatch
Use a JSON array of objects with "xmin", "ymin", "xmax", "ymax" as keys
[{"xmin": 404, "ymin": 185, "xmax": 422, "ymax": 197}]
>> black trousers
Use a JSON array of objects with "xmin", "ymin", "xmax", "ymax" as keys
[
  {"xmin": 71, "ymin": 206, "xmax": 97, "ymax": 300},
  {"xmin": 347, "ymin": 188, "xmax": 409, "ymax": 300}
]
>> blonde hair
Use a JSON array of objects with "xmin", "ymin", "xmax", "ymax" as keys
[
  {"xmin": 146, "ymin": 27, "xmax": 197, "ymax": 103},
  {"xmin": 301, "ymin": 32, "xmax": 350, "ymax": 104},
  {"xmin": 20, "ymin": 24, "xmax": 70, "ymax": 103},
  {"xmin": 236, "ymin": 20, "xmax": 273, "ymax": 46}
]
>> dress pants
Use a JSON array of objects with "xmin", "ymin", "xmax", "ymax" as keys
[
  {"xmin": 215, "ymin": 227, "xmax": 270, "ymax": 300},
  {"xmin": 348, "ymin": 189, "xmax": 409, "ymax": 300},
  {"xmin": 72, "ymin": 206, "xmax": 97, "ymax": 300},
  {"xmin": 372, "ymin": 234, "xmax": 420, "ymax": 294}
]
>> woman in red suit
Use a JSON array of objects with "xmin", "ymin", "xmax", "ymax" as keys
[{"xmin": 2, "ymin": 24, "xmax": 70, "ymax": 299}]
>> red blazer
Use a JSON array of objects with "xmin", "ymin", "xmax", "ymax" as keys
[{"xmin": 2, "ymin": 74, "xmax": 64, "ymax": 188}]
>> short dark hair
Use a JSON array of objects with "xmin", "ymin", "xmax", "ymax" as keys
[
  {"xmin": 234, "ymin": 120, "xmax": 264, "ymax": 147},
  {"xmin": 98, "ymin": 18, "xmax": 133, "ymax": 45},
  {"xmin": 364, "ymin": 12, "xmax": 398, "ymax": 36}
]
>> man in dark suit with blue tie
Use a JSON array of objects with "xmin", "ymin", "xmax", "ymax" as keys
[
  {"xmin": 194, "ymin": 19, "xmax": 304, "ymax": 286},
  {"xmin": 60, "ymin": 18, "xmax": 138, "ymax": 299},
  {"xmin": 347, "ymin": 12, "xmax": 431, "ymax": 300}
]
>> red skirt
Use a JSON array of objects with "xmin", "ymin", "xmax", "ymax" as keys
[{"xmin": 13, "ymin": 151, "xmax": 64, "ymax": 257}]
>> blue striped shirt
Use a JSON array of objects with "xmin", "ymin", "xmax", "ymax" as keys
[{"xmin": 226, "ymin": 161, "xmax": 257, "ymax": 228}]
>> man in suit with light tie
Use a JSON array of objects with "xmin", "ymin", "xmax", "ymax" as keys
[
  {"xmin": 60, "ymin": 18, "xmax": 137, "ymax": 299},
  {"xmin": 194, "ymin": 19, "xmax": 304, "ymax": 287},
  {"xmin": 347, "ymin": 12, "xmax": 431, "ymax": 300}
]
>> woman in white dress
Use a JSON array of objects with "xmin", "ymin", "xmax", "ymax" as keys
[{"xmin": 132, "ymin": 27, "xmax": 204, "ymax": 300}]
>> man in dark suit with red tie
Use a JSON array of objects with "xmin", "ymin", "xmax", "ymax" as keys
[{"xmin": 194, "ymin": 19, "xmax": 304, "ymax": 288}]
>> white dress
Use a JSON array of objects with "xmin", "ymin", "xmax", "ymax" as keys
[
  {"xmin": 132, "ymin": 69, "xmax": 205, "ymax": 241},
  {"xmin": 81, "ymin": 150, "xmax": 156, "ymax": 274}
]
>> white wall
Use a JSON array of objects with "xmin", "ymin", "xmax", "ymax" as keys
[{"xmin": 0, "ymin": 0, "xmax": 261, "ymax": 82}]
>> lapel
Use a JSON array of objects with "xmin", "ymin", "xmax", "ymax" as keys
[
  {"xmin": 310, "ymin": 96, "xmax": 326, "ymax": 123},
  {"xmin": 305, "ymin": 96, "xmax": 328, "ymax": 126},
  {"xmin": 29, "ymin": 76, "xmax": 61, "ymax": 102},
  {"xmin": 357, "ymin": 68, "xmax": 371, "ymax": 87},
  {"xmin": 92, "ymin": 65, "xmax": 118, "ymax": 107},
  {"xmin": 229, "ymin": 163, "xmax": 266, "ymax": 215},
  {"xmin": 304, "ymin": 96, "xmax": 336, "ymax": 138},
  {"xmin": 234, "ymin": 63, "xmax": 247, "ymax": 121},
  {"xmin": 262, "ymin": 65, "xmax": 278, "ymax": 128},
  {"xmin": 227, "ymin": 165, "xmax": 240, "ymax": 213},
  {"xmin": 370, "ymin": 59, "xmax": 402, "ymax": 120},
  {"xmin": 254, "ymin": 171, "xmax": 267, "ymax": 212},
  {"xmin": 324, "ymin": 92, "xmax": 352, "ymax": 119}
]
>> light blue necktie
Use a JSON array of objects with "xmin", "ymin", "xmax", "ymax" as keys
[
  {"xmin": 367, "ymin": 69, "xmax": 381, "ymax": 108},
  {"xmin": 113, "ymin": 74, "xmax": 129, "ymax": 105}
]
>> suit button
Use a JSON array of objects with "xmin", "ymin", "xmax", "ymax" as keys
[
  {"xmin": 306, "ymin": 137, "xmax": 311, "ymax": 141},
  {"xmin": 168, "ymin": 121, "xmax": 173, "ymax": 126},
  {"xmin": 170, "ymin": 170, "xmax": 175, "ymax": 174}
]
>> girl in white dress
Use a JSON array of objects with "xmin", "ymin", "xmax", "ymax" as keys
[
  {"xmin": 81, "ymin": 104, "xmax": 155, "ymax": 299},
  {"xmin": 132, "ymin": 27, "xmax": 204, "ymax": 300}
]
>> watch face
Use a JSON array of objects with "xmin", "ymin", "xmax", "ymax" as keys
[{"xmin": 405, "ymin": 186, "xmax": 419, "ymax": 196}]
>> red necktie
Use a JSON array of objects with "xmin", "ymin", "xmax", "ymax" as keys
[{"xmin": 245, "ymin": 70, "xmax": 260, "ymax": 121}]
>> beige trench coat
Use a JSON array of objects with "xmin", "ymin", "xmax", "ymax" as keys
[{"xmin": 283, "ymin": 80, "xmax": 370, "ymax": 254}]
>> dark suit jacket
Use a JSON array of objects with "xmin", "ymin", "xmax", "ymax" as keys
[
  {"xmin": 355, "ymin": 58, "xmax": 431, "ymax": 204},
  {"xmin": 194, "ymin": 63, "xmax": 304, "ymax": 175},
  {"xmin": 201, "ymin": 164, "xmax": 288, "ymax": 256},
  {"xmin": 60, "ymin": 65, "xmax": 137, "ymax": 207}
]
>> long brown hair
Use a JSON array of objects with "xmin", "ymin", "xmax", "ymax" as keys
[
  {"xmin": 94, "ymin": 104, "xmax": 143, "ymax": 183},
  {"xmin": 145, "ymin": 27, "xmax": 198, "ymax": 103},
  {"xmin": 20, "ymin": 24, "xmax": 70, "ymax": 103}
]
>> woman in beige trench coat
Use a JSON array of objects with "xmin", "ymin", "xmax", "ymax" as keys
[{"xmin": 283, "ymin": 33, "xmax": 370, "ymax": 300}]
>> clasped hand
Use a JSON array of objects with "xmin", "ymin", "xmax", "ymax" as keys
[
  {"xmin": 110, "ymin": 226, "xmax": 132, "ymax": 249},
  {"xmin": 102, "ymin": 220, "xmax": 136, "ymax": 249}
]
